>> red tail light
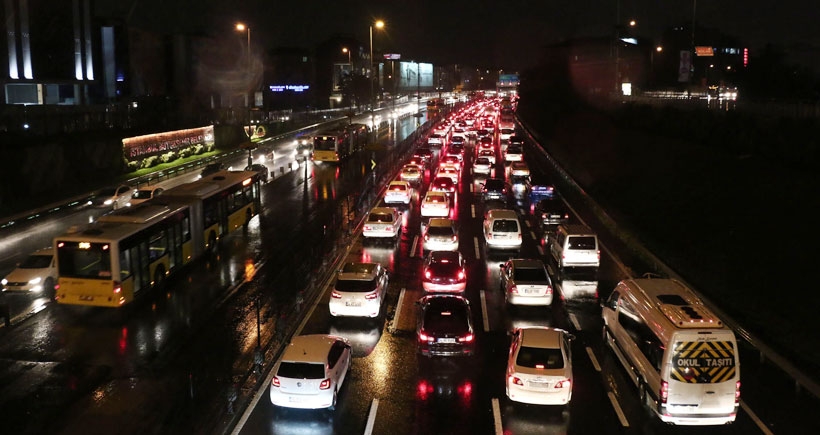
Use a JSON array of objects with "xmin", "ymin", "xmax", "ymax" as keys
[
  {"xmin": 425, "ymin": 270, "xmax": 432, "ymax": 279},
  {"xmin": 272, "ymin": 376, "xmax": 280, "ymax": 387},
  {"xmin": 457, "ymin": 269, "xmax": 465, "ymax": 280},
  {"xmin": 424, "ymin": 234, "xmax": 429, "ymax": 241},
  {"xmin": 597, "ymin": 250, "xmax": 601, "ymax": 260},
  {"xmin": 365, "ymin": 291, "xmax": 378, "ymax": 300},
  {"xmin": 546, "ymin": 286, "xmax": 553, "ymax": 295},
  {"xmin": 510, "ymin": 285, "xmax": 518, "ymax": 294},
  {"xmin": 735, "ymin": 381, "xmax": 741, "ymax": 403},
  {"xmin": 555, "ymin": 379, "xmax": 571, "ymax": 389},
  {"xmin": 660, "ymin": 381, "xmax": 669, "ymax": 404},
  {"xmin": 510, "ymin": 376, "xmax": 523, "ymax": 386},
  {"xmin": 385, "ymin": 226, "xmax": 393, "ymax": 232},
  {"xmin": 364, "ymin": 225, "xmax": 372, "ymax": 231},
  {"xmin": 319, "ymin": 378, "xmax": 332, "ymax": 390},
  {"xmin": 113, "ymin": 281, "xmax": 122, "ymax": 294},
  {"xmin": 331, "ymin": 290, "xmax": 342, "ymax": 298},
  {"xmin": 418, "ymin": 331, "xmax": 431, "ymax": 342},
  {"xmin": 458, "ymin": 333, "xmax": 474, "ymax": 343}
]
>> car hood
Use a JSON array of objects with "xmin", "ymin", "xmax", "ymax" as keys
[{"xmin": 4, "ymin": 268, "xmax": 50, "ymax": 283}]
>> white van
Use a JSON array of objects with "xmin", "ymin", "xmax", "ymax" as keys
[
  {"xmin": 548, "ymin": 224, "xmax": 599, "ymax": 269},
  {"xmin": 483, "ymin": 209, "xmax": 522, "ymax": 250},
  {"xmin": 499, "ymin": 122, "xmax": 515, "ymax": 142},
  {"xmin": 602, "ymin": 278, "xmax": 740, "ymax": 425}
]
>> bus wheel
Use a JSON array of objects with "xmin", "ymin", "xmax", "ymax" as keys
[{"xmin": 153, "ymin": 266, "xmax": 166, "ymax": 291}]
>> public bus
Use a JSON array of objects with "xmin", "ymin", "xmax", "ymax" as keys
[
  {"xmin": 312, "ymin": 124, "xmax": 369, "ymax": 163},
  {"xmin": 426, "ymin": 98, "xmax": 445, "ymax": 112},
  {"xmin": 53, "ymin": 170, "xmax": 261, "ymax": 307}
]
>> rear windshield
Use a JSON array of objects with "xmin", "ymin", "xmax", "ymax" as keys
[
  {"xmin": 429, "ymin": 262, "xmax": 461, "ymax": 277},
  {"xmin": 492, "ymin": 219, "xmax": 519, "ymax": 232},
  {"xmin": 517, "ymin": 346, "xmax": 564, "ymax": 369},
  {"xmin": 428, "ymin": 226, "xmax": 454, "ymax": 237},
  {"xmin": 277, "ymin": 362, "xmax": 325, "ymax": 379},
  {"xmin": 368, "ymin": 212, "xmax": 394, "ymax": 223},
  {"xmin": 19, "ymin": 254, "xmax": 52, "ymax": 269},
  {"xmin": 514, "ymin": 267, "xmax": 548, "ymax": 282},
  {"xmin": 336, "ymin": 278, "xmax": 377, "ymax": 292},
  {"xmin": 568, "ymin": 236, "xmax": 596, "ymax": 250},
  {"xmin": 476, "ymin": 158, "xmax": 490, "ymax": 165},
  {"xmin": 389, "ymin": 184, "xmax": 407, "ymax": 191},
  {"xmin": 423, "ymin": 306, "xmax": 470, "ymax": 334}
]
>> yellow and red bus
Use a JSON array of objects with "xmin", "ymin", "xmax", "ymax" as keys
[{"xmin": 53, "ymin": 170, "xmax": 261, "ymax": 307}]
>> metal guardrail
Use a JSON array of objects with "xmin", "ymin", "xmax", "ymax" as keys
[{"xmin": 517, "ymin": 115, "xmax": 820, "ymax": 400}]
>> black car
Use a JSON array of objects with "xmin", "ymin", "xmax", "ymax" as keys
[
  {"xmin": 416, "ymin": 294, "xmax": 475, "ymax": 357},
  {"xmin": 414, "ymin": 147, "xmax": 434, "ymax": 164},
  {"xmin": 245, "ymin": 163, "xmax": 269, "ymax": 182},
  {"xmin": 480, "ymin": 178, "xmax": 510, "ymax": 204},
  {"xmin": 533, "ymin": 197, "xmax": 570, "ymax": 228},
  {"xmin": 199, "ymin": 162, "xmax": 226, "ymax": 179}
]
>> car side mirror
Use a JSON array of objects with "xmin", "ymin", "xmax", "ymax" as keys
[{"xmin": 567, "ymin": 333, "xmax": 577, "ymax": 342}]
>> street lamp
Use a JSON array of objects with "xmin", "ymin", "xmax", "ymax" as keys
[
  {"xmin": 369, "ymin": 20, "xmax": 385, "ymax": 110},
  {"xmin": 236, "ymin": 23, "xmax": 252, "ymax": 141},
  {"xmin": 650, "ymin": 45, "xmax": 663, "ymax": 88},
  {"xmin": 342, "ymin": 47, "xmax": 351, "ymax": 64}
]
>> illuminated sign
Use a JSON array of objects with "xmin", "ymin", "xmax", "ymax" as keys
[
  {"xmin": 269, "ymin": 85, "xmax": 310, "ymax": 92},
  {"xmin": 383, "ymin": 53, "xmax": 401, "ymax": 60},
  {"xmin": 695, "ymin": 46, "xmax": 714, "ymax": 57},
  {"xmin": 122, "ymin": 126, "xmax": 215, "ymax": 160}
]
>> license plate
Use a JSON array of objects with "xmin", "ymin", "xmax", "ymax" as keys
[
  {"xmin": 79, "ymin": 295, "xmax": 94, "ymax": 301},
  {"xmin": 288, "ymin": 396, "xmax": 302, "ymax": 403},
  {"xmin": 345, "ymin": 301, "xmax": 362, "ymax": 307},
  {"xmin": 528, "ymin": 381, "xmax": 550, "ymax": 388},
  {"xmin": 438, "ymin": 338, "xmax": 456, "ymax": 343},
  {"xmin": 522, "ymin": 288, "xmax": 537, "ymax": 295}
]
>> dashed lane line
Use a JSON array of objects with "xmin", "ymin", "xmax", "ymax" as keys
[
  {"xmin": 492, "ymin": 398, "xmax": 503, "ymax": 435},
  {"xmin": 586, "ymin": 347, "xmax": 602, "ymax": 372},
  {"xmin": 480, "ymin": 290, "xmax": 490, "ymax": 332},
  {"xmin": 363, "ymin": 398, "xmax": 379, "ymax": 435},
  {"xmin": 607, "ymin": 392, "xmax": 630, "ymax": 427}
]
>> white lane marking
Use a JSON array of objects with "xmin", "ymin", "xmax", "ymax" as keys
[
  {"xmin": 390, "ymin": 288, "xmax": 407, "ymax": 334},
  {"xmin": 569, "ymin": 313, "xmax": 581, "ymax": 331},
  {"xmin": 529, "ymin": 230, "xmax": 537, "ymax": 240},
  {"xmin": 607, "ymin": 392, "xmax": 630, "ymax": 427},
  {"xmin": 480, "ymin": 290, "xmax": 490, "ymax": 332},
  {"xmin": 473, "ymin": 237, "xmax": 481, "ymax": 260},
  {"xmin": 586, "ymin": 347, "xmax": 602, "ymax": 372},
  {"xmin": 492, "ymin": 397, "xmax": 503, "ymax": 435},
  {"xmin": 537, "ymin": 245, "xmax": 544, "ymax": 256},
  {"xmin": 471, "ymin": 204, "xmax": 476, "ymax": 219},
  {"xmin": 741, "ymin": 400, "xmax": 775, "ymax": 435},
  {"xmin": 469, "ymin": 183, "xmax": 474, "ymax": 193},
  {"xmin": 525, "ymin": 220, "xmax": 531, "ymax": 228},
  {"xmin": 410, "ymin": 235, "xmax": 419, "ymax": 258},
  {"xmin": 364, "ymin": 398, "xmax": 379, "ymax": 435}
]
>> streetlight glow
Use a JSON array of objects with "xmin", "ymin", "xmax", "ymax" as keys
[
  {"xmin": 656, "ymin": 46, "xmax": 663, "ymax": 53},
  {"xmin": 370, "ymin": 19, "xmax": 385, "ymax": 109},
  {"xmin": 342, "ymin": 47, "xmax": 351, "ymax": 64}
]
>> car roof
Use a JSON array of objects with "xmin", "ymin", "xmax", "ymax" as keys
[
  {"xmin": 339, "ymin": 262, "xmax": 381, "ymax": 281},
  {"xmin": 517, "ymin": 327, "xmax": 564, "ymax": 349},
  {"xmin": 428, "ymin": 218, "xmax": 453, "ymax": 227},
  {"xmin": 425, "ymin": 191, "xmax": 447, "ymax": 198},
  {"xmin": 487, "ymin": 209, "xmax": 517, "ymax": 219},
  {"xmin": 560, "ymin": 224, "xmax": 595, "ymax": 235},
  {"xmin": 281, "ymin": 334, "xmax": 346, "ymax": 363}
]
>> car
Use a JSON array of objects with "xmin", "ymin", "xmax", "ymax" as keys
[
  {"xmin": 427, "ymin": 133, "xmax": 446, "ymax": 148},
  {"xmin": 548, "ymin": 224, "xmax": 600, "ymax": 269},
  {"xmin": 416, "ymin": 294, "xmax": 475, "ymax": 357},
  {"xmin": 329, "ymin": 262, "xmax": 389, "ymax": 318},
  {"xmin": 445, "ymin": 143, "xmax": 465, "ymax": 162},
  {"xmin": 433, "ymin": 124, "xmax": 451, "ymax": 137},
  {"xmin": 89, "ymin": 184, "xmax": 133, "ymax": 209},
  {"xmin": 363, "ymin": 207, "xmax": 402, "ymax": 239},
  {"xmin": 413, "ymin": 147, "xmax": 434, "ymax": 164},
  {"xmin": 198, "ymin": 162, "xmax": 226, "ymax": 179},
  {"xmin": 506, "ymin": 327, "xmax": 574, "ymax": 406},
  {"xmin": 439, "ymin": 155, "xmax": 462, "ymax": 169},
  {"xmin": 129, "ymin": 186, "xmax": 165, "ymax": 206},
  {"xmin": 244, "ymin": 163, "xmax": 270, "ymax": 182},
  {"xmin": 509, "ymin": 161, "xmax": 530, "ymax": 177},
  {"xmin": 528, "ymin": 185, "xmax": 556, "ymax": 205},
  {"xmin": 484, "ymin": 209, "xmax": 522, "ymax": 250},
  {"xmin": 420, "ymin": 191, "xmax": 451, "ymax": 217},
  {"xmin": 504, "ymin": 145, "xmax": 524, "ymax": 163},
  {"xmin": 430, "ymin": 176, "xmax": 457, "ymax": 197},
  {"xmin": 436, "ymin": 166, "xmax": 460, "ymax": 185},
  {"xmin": 384, "ymin": 181, "xmax": 413, "ymax": 205},
  {"xmin": 476, "ymin": 128, "xmax": 491, "ymax": 139},
  {"xmin": 423, "ymin": 218, "xmax": 459, "ymax": 252},
  {"xmin": 1, "ymin": 248, "xmax": 57, "ymax": 297},
  {"xmin": 422, "ymin": 250, "xmax": 466, "ymax": 292},
  {"xmin": 406, "ymin": 156, "xmax": 428, "ymax": 171},
  {"xmin": 532, "ymin": 198, "xmax": 570, "ymax": 228},
  {"xmin": 477, "ymin": 149, "xmax": 496, "ymax": 165},
  {"xmin": 269, "ymin": 334, "xmax": 352, "ymax": 410},
  {"xmin": 473, "ymin": 157, "xmax": 493, "ymax": 175},
  {"xmin": 499, "ymin": 258, "xmax": 554, "ymax": 306},
  {"xmin": 477, "ymin": 136, "xmax": 494, "ymax": 151},
  {"xmin": 450, "ymin": 134, "xmax": 466, "ymax": 145},
  {"xmin": 400, "ymin": 164, "xmax": 423, "ymax": 184},
  {"xmin": 480, "ymin": 178, "xmax": 510, "ymax": 203}
]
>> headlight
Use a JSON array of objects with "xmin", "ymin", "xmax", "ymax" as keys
[
  {"xmin": 28, "ymin": 277, "xmax": 42, "ymax": 285},
  {"xmin": 1, "ymin": 278, "xmax": 7, "ymax": 285},
  {"xmin": 104, "ymin": 199, "xmax": 114, "ymax": 205}
]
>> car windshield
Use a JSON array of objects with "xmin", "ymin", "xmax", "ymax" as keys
[
  {"xmin": 568, "ymin": 236, "xmax": 596, "ymax": 250},
  {"xmin": 368, "ymin": 212, "xmax": 394, "ymax": 223},
  {"xmin": 492, "ymin": 219, "xmax": 518, "ymax": 232},
  {"xmin": 19, "ymin": 254, "xmax": 51, "ymax": 269},
  {"xmin": 514, "ymin": 267, "xmax": 548, "ymax": 282},
  {"xmin": 389, "ymin": 184, "xmax": 407, "ymax": 191},
  {"xmin": 516, "ymin": 346, "xmax": 564, "ymax": 369},
  {"xmin": 335, "ymin": 277, "xmax": 378, "ymax": 292},
  {"xmin": 476, "ymin": 158, "xmax": 490, "ymax": 165},
  {"xmin": 428, "ymin": 226, "xmax": 454, "ymax": 237},
  {"xmin": 277, "ymin": 362, "xmax": 325, "ymax": 379},
  {"xmin": 132, "ymin": 189, "xmax": 154, "ymax": 199}
]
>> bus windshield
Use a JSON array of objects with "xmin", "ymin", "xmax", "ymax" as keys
[{"xmin": 56, "ymin": 241, "xmax": 113, "ymax": 279}]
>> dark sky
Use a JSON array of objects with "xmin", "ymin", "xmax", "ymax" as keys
[{"xmin": 118, "ymin": 0, "xmax": 820, "ymax": 72}]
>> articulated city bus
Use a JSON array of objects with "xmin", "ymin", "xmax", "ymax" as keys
[
  {"xmin": 312, "ymin": 124, "xmax": 369, "ymax": 163},
  {"xmin": 54, "ymin": 170, "xmax": 261, "ymax": 307}
]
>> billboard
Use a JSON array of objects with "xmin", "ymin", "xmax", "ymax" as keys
[{"xmin": 397, "ymin": 62, "xmax": 433, "ymax": 91}]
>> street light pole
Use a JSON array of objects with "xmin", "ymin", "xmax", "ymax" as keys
[
  {"xmin": 369, "ymin": 20, "xmax": 384, "ymax": 111},
  {"xmin": 236, "ymin": 23, "xmax": 252, "ymax": 141}
]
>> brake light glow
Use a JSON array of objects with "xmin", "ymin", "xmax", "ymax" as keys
[
  {"xmin": 418, "ymin": 331, "xmax": 432, "ymax": 342},
  {"xmin": 272, "ymin": 376, "xmax": 280, "ymax": 387},
  {"xmin": 457, "ymin": 269, "xmax": 465, "ymax": 280},
  {"xmin": 510, "ymin": 285, "xmax": 518, "ymax": 294},
  {"xmin": 425, "ymin": 270, "xmax": 431, "ymax": 279},
  {"xmin": 458, "ymin": 333, "xmax": 474, "ymax": 343},
  {"xmin": 331, "ymin": 290, "xmax": 342, "ymax": 298},
  {"xmin": 319, "ymin": 378, "xmax": 332, "ymax": 390},
  {"xmin": 365, "ymin": 291, "xmax": 378, "ymax": 300},
  {"xmin": 113, "ymin": 281, "xmax": 122, "ymax": 294},
  {"xmin": 364, "ymin": 225, "xmax": 372, "ymax": 231},
  {"xmin": 735, "ymin": 381, "xmax": 741, "ymax": 403},
  {"xmin": 660, "ymin": 381, "xmax": 669, "ymax": 404}
]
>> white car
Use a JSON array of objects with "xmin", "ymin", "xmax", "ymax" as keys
[
  {"xmin": 90, "ymin": 184, "xmax": 133, "ymax": 209},
  {"xmin": 129, "ymin": 186, "xmax": 165, "ymax": 206},
  {"xmin": 427, "ymin": 133, "xmax": 446, "ymax": 147},
  {"xmin": 384, "ymin": 181, "xmax": 413, "ymax": 205},
  {"xmin": 509, "ymin": 161, "xmax": 530, "ymax": 177},
  {"xmin": 363, "ymin": 207, "xmax": 402, "ymax": 239},
  {"xmin": 423, "ymin": 218, "xmax": 459, "ymax": 252},
  {"xmin": 270, "ymin": 335, "xmax": 352, "ymax": 410},
  {"xmin": 400, "ymin": 164, "xmax": 423, "ymax": 184},
  {"xmin": 1, "ymin": 248, "xmax": 57, "ymax": 296},
  {"xmin": 506, "ymin": 327, "xmax": 574, "ymax": 406},
  {"xmin": 499, "ymin": 259, "xmax": 553, "ymax": 306},
  {"xmin": 329, "ymin": 262, "xmax": 389, "ymax": 318},
  {"xmin": 420, "ymin": 191, "xmax": 451, "ymax": 218},
  {"xmin": 473, "ymin": 157, "xmax": 492, "ymax": 175},
  {"xmin": 436, "ymin": 166, "xmax": 460, "ymax": 185},
  {"xmin": 477, "ymin": 149, "xmax": 496, "ymax": 165}
]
